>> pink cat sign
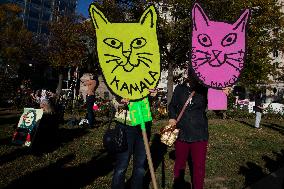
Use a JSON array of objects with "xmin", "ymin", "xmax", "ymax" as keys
[{"xmin": 191, "ymin": 3, "xmax": 250, "ymax": 110}]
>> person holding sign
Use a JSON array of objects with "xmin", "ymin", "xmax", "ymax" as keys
[
  {"xmin": 169, "ymin": 70, "xmax": 232, "ymax": 189},
  {"xmin": 168, "ymin": 75, "xmax": 208, "ymax": 189},
  {"xmin": 111, "ymin": 89, "xmax": 157, "ymax": 189},
  {"xmin": 89, "ymin": 3, "xmax": 160, "ymax": 188}
]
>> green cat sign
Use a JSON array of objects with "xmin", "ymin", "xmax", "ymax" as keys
[{"xmin": 89, "ymin": 4, "xmax": 160, "ymax": 101}]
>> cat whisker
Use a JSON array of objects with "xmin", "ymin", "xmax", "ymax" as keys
[
  {"xmin": 226, "ymin": 50, "xmax": 245, "ymax": 58},
  {"xmin": 138, "ymin": 59, "xmax": 150, "ymax": 68},
  {"xmin": 193, "ymin": 59, "xmax": 209, "ymax": 68},
  {"xmin": 193, "ymin": 57, "xmax": 210, "ymax": 61},
  {"xmin": 225, "ymin": 52, "xmax": 240, "ymax": 56},
  {"xmin": 111, "ymin": 61, "xmax": 123, "ymax": 73},
  {"xmin": 226, "ymin": 60, "xmax": 241, "ymax": 71},
  {"xmin": 111, "ymin": 65, "xmax": 120, "ymax": 73},
  {"xmin": 106, "ymin": 58, "xmax": 120, "ymax": 63},
  {"xmin": 195, "ymin": 50, "xmax": 210, "ymax": 56},
  {"xmin": 136, "ymin": 52, "xmax": 153, "ymax": 56},
  {"xmin": 225, "ymin": 57, "xmax": 243, "ymax": 63},
  {"xmin": 104, "ymin": 54, "xmax": 120, "ymax": 58},
  {"xmin": 138, "ymin": 56, "xmax": 152, "ymax": 63}
]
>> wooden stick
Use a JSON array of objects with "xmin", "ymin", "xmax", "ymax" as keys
[{"xmin": 142, "ymin": 130, "xmax": 158, "ymax": 189}]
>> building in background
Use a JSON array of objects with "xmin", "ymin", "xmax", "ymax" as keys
[
  {"xmin": 1, "ymin": 0, "xmax": 77, "ymax": 34},
  {"xmin": 264, "ymin": 0, "xmax": 284, "ymax": 103}
]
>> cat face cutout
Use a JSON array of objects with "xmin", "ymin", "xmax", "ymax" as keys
[
  {"xmin": 191, "ymin": 3, "xmax": 250, "ymax": 89},
  {"xmin": 89, "ymin": 5, "xmax": 160, "ymax": 100}
]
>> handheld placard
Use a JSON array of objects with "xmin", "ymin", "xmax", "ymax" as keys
[
  {"xmin": 89, "ymin": 4, "xmax": 160, "ymax": 188},
  {"xmin": 190, "ymin": 3, "xmax": 250, "ymax": 110}
]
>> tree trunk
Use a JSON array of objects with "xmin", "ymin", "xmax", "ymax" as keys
[
  {"xmin": 56, "ymin": 73, "xmax": 63, "ymax": 95},
  {"xmin": 167, "ymin": 61, "xmax": 174, "ymax": 107}
]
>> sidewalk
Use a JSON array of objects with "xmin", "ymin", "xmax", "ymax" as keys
[{"xmin": 246, "ymin": 167, "xmax": 284, "ymax": 189}]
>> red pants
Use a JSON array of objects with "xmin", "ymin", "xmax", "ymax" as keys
[{"xmin": 174, "ymin": 140, "xmax": 208, "ymax": 189}]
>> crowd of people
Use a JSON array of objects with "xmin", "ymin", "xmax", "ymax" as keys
[{"xmin": 11, "ymin": 71, "xmax": 236, "ymax": 189}]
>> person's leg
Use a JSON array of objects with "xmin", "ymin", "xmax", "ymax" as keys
[
  {"xmin": 112, "ymin": 124, "xmax": 134, "ymax": 189},
  {"xmin": 86, "ymin": 95, "xmax": 95, "ymax": 128},
  {"xmin": 189, "ymin": 140, "xmax": 208, "ymax": 189},
  {"xmin": 255, "ymin": 112, "xmax": 261, "ymax": 128},
  {"xmin": 131, "ymin": 128, "xmax": 147, "ymax": 189},
  {"xmin": 174, "ymin": 140, "xmax": 190, "ymax": 180}
]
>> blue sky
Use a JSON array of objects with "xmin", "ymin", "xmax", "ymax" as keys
[{"xmin": 76, "ymin": 0, "xmax": 93, "ymax": 18}]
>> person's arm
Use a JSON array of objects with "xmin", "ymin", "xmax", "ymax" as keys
[
  {"xmin": 257, "ymin": 104, "xmax": 265, "ymax": 110},
  {"xmin": 112, "ymin": 98, "xmax": 129, "ymax": 110},
  {"xmin": 168, "ymin": 86, "xmax": 180, "ymax": 126},
  {"xmin": 255, "ymin": 99, "xmax": 265, "ymax": 110}
]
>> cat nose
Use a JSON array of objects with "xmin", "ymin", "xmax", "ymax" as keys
[
  {"xmin": 212, "ymin": 50, "xmax": 222, "ymax": 57},
  {"xmin": 212, "ymin": 50, "xmax": 224, "ymax": 63},
  {"xmin": 123, "ymin": 51, "xmax": 131, "ymax": 58}
]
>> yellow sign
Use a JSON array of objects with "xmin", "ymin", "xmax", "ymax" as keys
[{"xmin": 89, "ymin": 4, "xmax": 160, "ymax": 100}]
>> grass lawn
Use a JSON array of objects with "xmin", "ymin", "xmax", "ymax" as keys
[{"xmin": 0, "ymin": 108, "xmax": 283, "ymax": 189}]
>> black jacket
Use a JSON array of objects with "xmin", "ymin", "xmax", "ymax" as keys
[
  {"xmin": 168, "ymin": 83, "xmax": 208, "ymax": 142},
  {"xmin": 254, "ymin": 98, "xmax": 263, "ymax": 113}
]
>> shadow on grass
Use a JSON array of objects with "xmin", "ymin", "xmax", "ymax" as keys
[
  {"xmin": 239, "ymin": 162, "xmax": 266, "ymax": 187},
  {"xmin": 4, "ymin": 151, "xmax": 115, "ymax": 189},
  {"xmin": 0, "ymin": 125, "xmax": 90, "ymax": 166},
  {"xmin": 235, "ymin": 119, "xmax": 284, "ymax": 135},
  {"xmin": 0, "ymin": 136, "xmax": 13, "ymax": 146},
  {"xmin": 0, "ymin": 147, "xmax": 30, "ymax": 166},
  {"xmin": 262, "ymin": 150, "xmax": 284, "ymax": 173},
  {"xmin": 0, "ymin": 115, "xmax": 20, "ymax": 126},
  {"xmin": 261, "ymin": 123, "xmax": 284, "ymax": 135},
  {"xmin": 239, "ymin": 149, "xmax": 284, "ymax": 188},
  {"xmin": 0, "ymin": 112, "xmax": 20, "ymax": 117},
  {"xmin": 32, "ymin": 127, "xmax": 90, "ymax": 155},
  {"xmin": 235, "ymin": 120, "xmax": 255, "ymax": 128}
]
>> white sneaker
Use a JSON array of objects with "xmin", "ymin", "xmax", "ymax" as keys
[
  {"xmin": 24, "ymin": 141, "xmax": 31, "ymax": 147},
  {"xmin": 79, "ymin": 119, "xmax": 85, "ymax": 126},
  {"xmin": 79, "ymin": 119, "xmax": 89, "ymax": 125},
  {"xmin": 84, "ymin": 119, "xmax": 89, "ymax": 124}
]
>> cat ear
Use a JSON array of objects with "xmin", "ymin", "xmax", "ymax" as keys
[
  {"xmin": 192, "ymin": 3, "xmax": 210, "ymax": 31},
  {"xmin": 89, "ymin": 4, "xmax": 109, "ymax": 29},
  {"xmin": 233, "ymin": 9, "xmax": 250, "ymax": 32},
  {"xmin": 139, "ymin": 5, "xmax": 157, "ymax": 29}
]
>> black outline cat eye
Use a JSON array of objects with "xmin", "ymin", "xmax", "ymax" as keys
[
  {"xmin": 221, "ymin": 33, "xmax": 237, "ymax": 47},
  {"xmin": 103, "ymin": 38, "xmax": 122, "ymax": 49},
  {"xmin": 131, "ymin": 37, "xmax": 147, "ymax": 49},
  {"xmin": 197, "ymin": 34, "xmax": 212, "ymax": 47}
]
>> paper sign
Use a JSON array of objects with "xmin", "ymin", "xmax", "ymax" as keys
[
  {"xmin": 89, "ymin": 5, "xmax": 160, "ymax": 101},
  {"xmin": 190, "ymin": 3, "xmax": 250, "ymax": 110}
]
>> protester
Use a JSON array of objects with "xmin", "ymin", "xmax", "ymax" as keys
[
  {"xmin": 80, "ymin": 73, "xmax": 97, "ymax": 128},
  {"xmin": 168, "ymin": 75, "xmax": 208, "ymax": 189},
  {"xmin": 111, "ymin": 89, "xmax": 157, "ymax": 189},
  {"xmin": 31, "ymin": 90, "xmax": 41, "ymax": 104},
  {"xmin": 40, "ymin": 99, "xmax": 54, "ymax": 114},
  {"xmin": 79, "ymin": 73, "xmax": 90, "ymax": 103},
  {"xmin": 254, "ymin": 92, "xmax": 264, "ymax": 129},
  {"xmin": 168, "ymin": 70, "xmax": 232, "ymax": 189}
]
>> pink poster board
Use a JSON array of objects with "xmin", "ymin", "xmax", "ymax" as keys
[{"xmin": 191, "ymin": 3, "xmax": 250, "ymax": 110}]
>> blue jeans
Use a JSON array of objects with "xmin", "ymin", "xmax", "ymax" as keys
[
  {"xmin": 86, "ymin": 95, "xmax": 95, "ymax": 127},
  {"xmin": 112, "ymin": 123, "xmax": 151, "ymax": 189}
]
